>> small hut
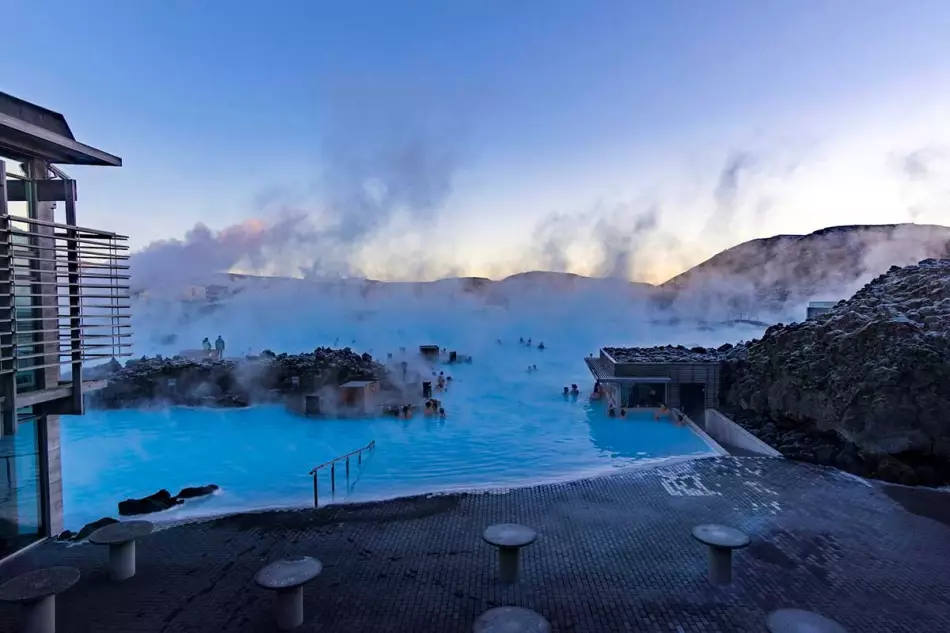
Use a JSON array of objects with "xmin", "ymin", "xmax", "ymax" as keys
[
  {"xmin": 337, "ymin": 380, "xmax": 380, "ymax": 415},
  {"xmin": 419, "ymin": 345, "xmax": 440, "ymax": 360}
]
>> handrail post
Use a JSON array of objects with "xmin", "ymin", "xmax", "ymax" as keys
[
  {"xmin": 313, "ymin": 473, "xmax": 319, "ymax": 508},
  {"xmin": 346, "ymin": 455, "xmax": 350, "ymax": 480},
  {"xmin": 330, "ymin": 463, "xmax": 336, "ymax": 493}
]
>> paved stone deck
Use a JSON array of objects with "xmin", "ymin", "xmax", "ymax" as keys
[{"xmin": 2, "ymin": 456, "xmax": 949, "ymax": 632}]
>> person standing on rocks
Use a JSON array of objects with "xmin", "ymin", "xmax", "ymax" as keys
[
  {"xmin": 215, "ymin": 335, "xmax": 226, "ymax": 359},
  {"xmin": 202, "ymin": 337, "xmax": 212, "ymax": 353}
]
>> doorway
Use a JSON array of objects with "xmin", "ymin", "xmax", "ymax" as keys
[{"xmin": 679, "ymin": 383, "xmax": 706, "ymax": 424}]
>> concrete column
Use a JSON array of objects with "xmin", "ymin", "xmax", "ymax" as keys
[
  {"xmin": 27, "ymin": 159, "xmax": 61, "ymax": 392},
  {"xmin": 45, "ymin": 414, "xmax": 63, "ymax": 536}
]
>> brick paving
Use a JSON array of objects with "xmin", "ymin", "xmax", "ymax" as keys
[{"xmin": 1, "ymin": 456, "xmax": 949, "ymax": 632}]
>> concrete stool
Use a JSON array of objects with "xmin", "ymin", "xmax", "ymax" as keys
[
  {"xmin": 0, "ymin": 566, "xmax": 80, "ymax": 633},
  {"xmin": 691, "ymin": 524, "xmax": 750, "ymax": 585},
  {"xmin": 254, "ymin": 556, "xmax": 322, "ymax": 631},
  {"xmin": 767, "ymin": 609, "xmax": 849, "ymax": 633},
  {"xmin": 482, "ymin": 523, "xmax": 537, "ymax": 584},
  {"xmin": 473, "ymin": 606, "xmax": 551, "ymax": 633},
  {"xmin": 89, "ymin": 520, "xmax": 154, "ymax": 581}
]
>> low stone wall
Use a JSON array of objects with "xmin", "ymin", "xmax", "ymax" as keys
[{"xmin": 704, "ymin": 409, "xmax": 782, "ymax": 457}]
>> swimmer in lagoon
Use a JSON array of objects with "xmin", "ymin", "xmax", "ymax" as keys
[
  {"xmin": 519, "ymin": 337, "xmax": 524, "ymax": 343},
  {"xmin": 563, "ymin": 387, "xmax": 569, "ymax": 398},
  {"xmin": 654, "ymin": 404, "xmax": 672, "ymax": 421},
  {"xmin": 620, "ymin": 408, "xmax": 627, "ymax": 418},
  {"xmin": 538, "ymin": 342, "xmax": 545, "ymax": 350},
  {"xmin": 608, "ymin": 406, "xmax": 616, "ymax": 417},
  {"xmin": 570, "ymin": 384, "xmax": 580, "ymax": 397},
  {"xmin": 439, "ymin": 407, "xmax": 446, "ymax": 418}
]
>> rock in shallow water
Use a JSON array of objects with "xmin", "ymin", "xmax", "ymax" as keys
[
  {"xmin": 175, "ymin": 484, "xmax": 220, "ymax": 500},
  {"xmin": 88, "ymin": 347, "xmax": 387, "ymax": 409},
  {"xmin": 118, "ymin": 484, "xmax": 221, "ymax": 516},
  {"xmin": 119, "ymin": 489, "xmax": 182, "ymax": 516}
]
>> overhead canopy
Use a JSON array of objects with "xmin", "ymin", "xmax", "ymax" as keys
[{"xmin": 0, "ymin": 92, "xmax": 121, "ymax": 166}]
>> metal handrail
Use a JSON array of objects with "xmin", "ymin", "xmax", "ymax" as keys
[{"xmin": 308, "ymin": 440, "xmax": 376, "ymax": 507}]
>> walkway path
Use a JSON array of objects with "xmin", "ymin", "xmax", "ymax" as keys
[{"xmin": 1, "ymin": 456, "xmax": 949, "ymax": 632}]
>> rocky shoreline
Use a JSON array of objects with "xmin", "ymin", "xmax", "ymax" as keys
[
  {"xmin": 611, "ymin": 259, "xmax": 950, "ymax": 487},
  {"xmin": 665, "ymin": 259, "xmax": 950, "ymax": 487},
  {"xmin": 87, "ymin": 347, "xmax": 388, "ymax": 409},
  {"xmin": 54, "ymin": 484, "xmax": 221, "ymax": 542},
  {"xmin": 717, "ymin": 406, "xmax": 947, "ymax": 487}
]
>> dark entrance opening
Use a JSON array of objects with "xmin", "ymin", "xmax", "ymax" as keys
[{"xmin": 679, "ymin": 383, "xmax": 706, "ymax": 423}]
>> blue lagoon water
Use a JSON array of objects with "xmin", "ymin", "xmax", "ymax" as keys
[
  {"xmin": 62, "ymin": 344, "xmax": 717, "ymax": 529},
  {"xmin": 60, "ymin": 282, "xmax": 765, "ymax": 529}
]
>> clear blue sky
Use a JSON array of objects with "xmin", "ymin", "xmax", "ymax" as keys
[{"xmin": 4, "ymin": 1, "xmax": 950, "ymax": 281}]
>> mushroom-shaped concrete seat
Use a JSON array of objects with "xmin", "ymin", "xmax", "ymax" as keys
[
  {"xmin": 691, "ymin": 524, "xmax": 750, "ymax": 585},
  {"xmin": 89, "ymin": 520, "xmax": 154, "ymax": 581},
  {"xmin": 254, "ymin": 556, "xmax": 322, "ymax": 631},
  {"xmin": 767, "ymin": 609, "xmax": 849, "ymax": 633},
  {"xmin": 473, "ymin": 606, "xmax": 551, "ymax": 633},
  {"xmin": 482, "ymin": 523, "xmax": 537, "ymax": 584},
  {"xmin": 0, "ymin": 566, "xmax": 80, "ymax": 633}
]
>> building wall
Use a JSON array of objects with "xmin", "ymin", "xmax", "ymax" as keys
[{"xmin": 611, "ymin": 362, "xmax": 720, "ymax": 410}]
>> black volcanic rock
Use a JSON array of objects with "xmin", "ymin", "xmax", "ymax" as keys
[
  {"xmin": 119, "ymin": 489, "xmax": 182, "ymax": 516},
  {"xmin": 722, "ymin": 258, "xmax": 950, "ymax": 484},
  {"xmin": 175, "ymin": 484, "xmax": 219, "ymax": 499},
  {"xmin": 89, "ymin": 347, "xmax": 388, "ymax": 409},
  {"xmin": 118, "ymin": 484, "xmax": 220, "ymax": 516},
  {"xmin": 606, "ymin": 259, "xmax": 950, "ymax": 486}
]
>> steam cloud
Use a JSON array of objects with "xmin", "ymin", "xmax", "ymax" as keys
[{"xmin": 131, "ymin": 90, "xmax": 463, "ymax": 291}]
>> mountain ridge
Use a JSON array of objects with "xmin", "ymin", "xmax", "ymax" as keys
[{"xmin": 134, "ymin": 223, "xmax": 950, "ymax": 317}]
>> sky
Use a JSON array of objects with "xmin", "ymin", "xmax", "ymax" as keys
[{"xmin": 3, "ymin": 0, "xmax": 950, "ymax": 283}]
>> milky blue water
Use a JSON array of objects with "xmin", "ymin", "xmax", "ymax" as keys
[
  {"xmin": 61, "ymin": 343, "xmax": 718, "ymax": 529},
  {"xmin": 58, "ymin": 283, "xmax": 766, "ymax": 529}
]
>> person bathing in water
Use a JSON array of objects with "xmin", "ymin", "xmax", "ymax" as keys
[
  {"xmin": 570, "ymin": 384, "xmax": 580, "ymax": 397},
  {"xmin": 589, "ymin": 381, "xmax": 603, "ymax": 401},
  {"xmin": 563, "ymin": 387, "xmax": 570, "ymax": 398},
  {"xmin": 538, "ymin": 341, "xmax": 545, "ymax": 350},
  {"xmin": 654, "ymin": 404, "xmax": 673, "ymax": 421}
]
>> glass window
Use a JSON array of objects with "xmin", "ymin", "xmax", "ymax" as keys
[
  {"xmin": 2, "ymin": 157, "xmax": 30, "ymax": 220},
  {"xmin": 624, "ymin": 383, "xmax": 668, "ymax": 408},
  {"xmin": 0, "ymin": 407, "xmax": 46, "ymax": 559}
]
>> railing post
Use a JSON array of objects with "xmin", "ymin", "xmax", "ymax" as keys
[
  {"xmin": 346, "ymin": 455, "xmax": 350, "ymax": 480},
  {"xmin": 312, "ymin": 473, "xmax": 319, "ymax": 508},
  {"xmin": 358, "ymin": 451, "xmax": 362, "ymax": 465},
  {"xmin": 64, "ymin": 183, "xmax": 83, "ymax": 414},
  {"xmin": 330, "ymin": 463, "xmax": 336, "ymax": 493}
]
